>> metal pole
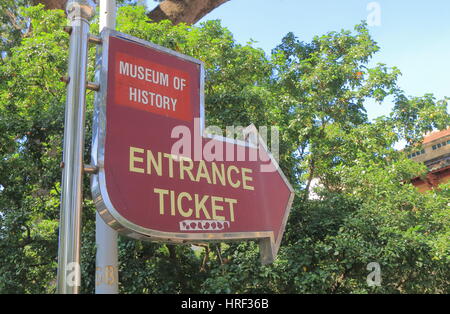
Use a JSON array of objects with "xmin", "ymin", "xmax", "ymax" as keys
[
  {"xmin": 100, "ymin": 0, "xmax": 117, "ymax": 31},
  {"xmin": 96, "ymin": 0, "xmax": 119, "ymax": 294},
  {"xmin": 56, "ymin": 0, "xmax": 95, "ymax": 294}
]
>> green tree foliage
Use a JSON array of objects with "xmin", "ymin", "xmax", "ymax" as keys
[
  {"xmin": 0, "ymin": 0, "xmax": 32, "ymax": 56},
  {"xmin": 0, "ymin": 5, "xmax": 448, "ymax": 293}
]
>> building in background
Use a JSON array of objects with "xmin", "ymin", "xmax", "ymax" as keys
[{"xmin": 407, "ymin": 128, "xmax": 450, "ymax": 192}]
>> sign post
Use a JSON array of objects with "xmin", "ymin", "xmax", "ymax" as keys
[
  {"xmin": 95, "ymin": 0, "xmax": 119, "ymax": 295},
  {"xmin": 56, "ymin": 0, "xmax": 95, "ymax": 294},
  {"xmin": 91, "ymin": 30, "xmax": 294, "ymax": 263}
]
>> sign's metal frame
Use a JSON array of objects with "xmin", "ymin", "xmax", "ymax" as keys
[{"xmin": 91, "ymin": 28, "xmax": 294, "ymax": 263}]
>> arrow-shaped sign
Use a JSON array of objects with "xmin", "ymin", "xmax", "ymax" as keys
[{"xmin": 91, "ymin": 29, "xmax": 294, "ymax": 263}]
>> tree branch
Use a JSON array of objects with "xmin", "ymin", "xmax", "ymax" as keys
[
  {"xmin": 303, "ymin": 156, "xmax": 316, "ymax": 201},
  {"xmin": 34, "ymin": 0, "xmax": 229, "ymax": 25},
  {"xmin": 5, "ymin": 9, "xmax": 22, "ymax": 31},
  {"xmin": 166, "ymin": 244, "xmax": 177, "ymax": 260},
  {"xmin": 200, "ymin": 244, "xmax": 210, "ymax": 272},
  {"xmin": 147, "ymin": 0, "xmax": 230, "ymax": 25},
  {"xmin": 33, "ymin": 0, "xmax": 67, "ymax": 11},
  {"xmin": 215, "ymin": 243, "xmax": 223, "ymax": 265}
]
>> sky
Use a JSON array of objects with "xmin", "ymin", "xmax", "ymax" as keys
[{"xmin": 147, "ymin": 0, "xmax": 450, "ymax": 121}]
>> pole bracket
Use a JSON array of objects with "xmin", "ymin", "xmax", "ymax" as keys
[
  {"xmin": 86, "ymin": 82, "xmax": 100, "ymax": 91},
  {"xmin": 88, "ymin": 35, "xmax": 102, "ymax": 45},
  {"xmin": 60, "ymin": 76, "xmax": 70, "ymax": 84},
  {"xmin": 84, "ymin": 164, "xmax": 99, "ymax": 174},
  {"xmin": 63, "ymin": 26, "xmax": 72, "ymax": 35}
]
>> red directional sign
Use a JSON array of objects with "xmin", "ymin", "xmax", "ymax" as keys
[{"xmin": 91, "ymin": 29, "xmax": 294, "ymax": 263}]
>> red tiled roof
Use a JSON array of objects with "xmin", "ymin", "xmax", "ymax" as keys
[{"xmin": 423, "ymin": 128, "xmax": 450, "ymax": 144}]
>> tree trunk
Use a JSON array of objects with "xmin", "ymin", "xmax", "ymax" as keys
[
  {"xmin": 33, "ymin": 0, "xmax": 67, "ymax": 10},
  {"xmin": 34, "ymin": 0, "xmax": 229, "ymax": 25},
  {"xmin": 147, "ymin": 0, "xmax": 229, "ymax": 25}
]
